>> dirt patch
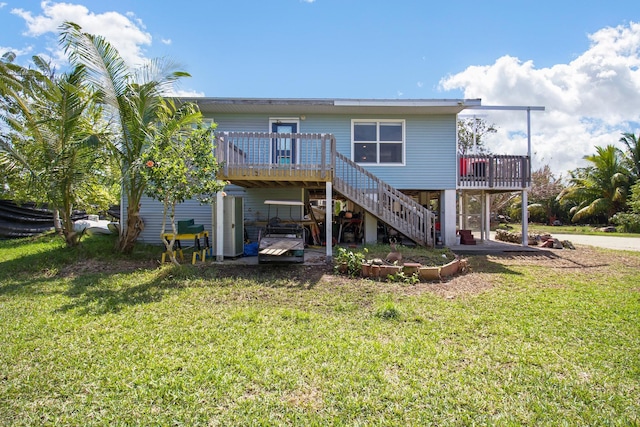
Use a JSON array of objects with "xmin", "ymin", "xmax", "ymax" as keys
[
  {"xmin": 58, "ymin": 258, "xmax": 157, "ymax": 278},
  {"xmin": 56, "ymin": 245, "xmax": 639, "ymax": 300}
]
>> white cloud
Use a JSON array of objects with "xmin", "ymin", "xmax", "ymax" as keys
[
  {"xmin": 0, "ymin": 45, "xmax": 33, "ymax": 57},
  {"xmin": 161, "ymin": 38, "xmax": 172, "ymax": 45},
  {"xmin": 168, "ymin": 88, "xmax": 205, "ymax": 97},
  {"xmin": 441, "ymin": 21, "xmax": 640, "ymax": 175},
  {"xmin": 417, "ymin": 81, "xmax": 424, "ymax": 88},
  {"xmin": 11, "ymin": 1, "xmax": 152, "ymax": 67},
  {"xmin": 301, "ymin": 0, "xmax": 316, "ymax": 3},
  {"xmin": 0, "ymin": 3, "xmax": 7, "ymax": 8}
]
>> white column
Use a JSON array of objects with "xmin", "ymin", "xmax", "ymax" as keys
[
  {"xmin": 484, "ymin": 192, "xmax": 491, "ymax": 241},
  {"xmin": 458, "ymin": 191, "xmax": 463, "ymax": 230},
  {"xmin": 216, "ymin": 191, "xmax": 224, "ymax": 261},
  {"xmin": 326, "ymin": 181, "xmax": 333, "ymax": 260},
  {"xmin": 364, "ymin": 212, "xmax": 377, "ymax": 244},
  {"xmin": 480, "ymin": 191, "xmax": 485, "ymax": 243},
  {"xmin": 521, "ymin": 190, "xmax": 528, "ymax": 247},
  {"xmin": 442, "ymin": 189, "xmax": 457, "ymax": 246}
]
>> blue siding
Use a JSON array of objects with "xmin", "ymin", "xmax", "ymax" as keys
[
  {"xmin": 211, "ymin": 114, "xmax": 270, "ymax": 133},
  {"xmin": 131, "ymin": 187, "xmax": 303, "ymax": 245},
  {"xmin": 208, "ymin": 113, "xmax": 457, "ymax": 190},
  {"xmin": 136, "ymin": 196, "xmax": 214, "ymax": 244}
]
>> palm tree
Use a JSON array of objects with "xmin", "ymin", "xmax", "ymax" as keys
[
  {"xmin": 0, "ymin": 55, "xmax": 107, "ymax": 246},
  {"xmin": 558, "ymin": 145, "xmax": 629, "ymax": 223},
  {"xmin": 60, "ymin": 22, "xmax": 190, "ymax": 253},
  {"xmin": 619, "ymin": 132, "xmax": 640, "ymax": 180}
]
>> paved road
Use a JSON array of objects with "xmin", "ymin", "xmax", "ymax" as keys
[
  {"xmin": 545, "ymin": 233, "xmax": 640, "ymax": 252},
  {"xmin": 488, "ymin": 231, "xmax": 640, "ymax": 252}
]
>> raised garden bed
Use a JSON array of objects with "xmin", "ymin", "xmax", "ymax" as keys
[{"xmin": 334, "ymin": 244, "xmax": 468, "ymax": 282}]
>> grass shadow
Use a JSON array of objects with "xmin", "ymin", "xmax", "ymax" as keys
[
  {"xmin": 195, "ymin": 262, "xmax": 333, "ymax": 290},
  {"xmin": 56, "ymin": 265, "xmax": 187, "ymax": 316},
  {"xmin": 461, "ymin": 254, "xmax": 528, "ymax": 276}
]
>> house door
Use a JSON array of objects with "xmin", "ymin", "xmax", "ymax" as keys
[{"xmin": 271, "ymin": 122, "xmax": 297, "ymax": 165}]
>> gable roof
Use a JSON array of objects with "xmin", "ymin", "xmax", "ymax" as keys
[{"xmin": 174, "ymin": 97, "xmax": 482, "ymax": 115}]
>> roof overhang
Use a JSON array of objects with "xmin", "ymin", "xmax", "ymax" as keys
[{"xmin": 172, "ymin": 97, "xmax": 482, "ymax": 115}]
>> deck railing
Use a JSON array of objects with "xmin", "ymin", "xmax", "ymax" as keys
[
  {"xmin": 215, "ymin": 132, "xmax": 335, "ymax": 181},
  {"xmin": 334, "ymin": 152, "xmax": 435, "ymax": 246},
  {"xmin": 458, "ymin": 155, "xmax": 531, "ymax": 189}
]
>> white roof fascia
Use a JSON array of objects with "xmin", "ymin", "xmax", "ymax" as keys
[
  {"xmin": 466, "ymin": 105, "xmax": 545, "ymax": 111},
  {"xmin": 334, "ymin": 99, "xmax": 482, "ymax": 108}
]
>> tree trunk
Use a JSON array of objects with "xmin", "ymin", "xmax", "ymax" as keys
[
  {"xmin": 61, "ymin": 200, "xmax": 80, "ymax": 247},
  {"xmin": 53, "ymin": 209, "xmax": 63, "ymax": 235},
  {"xmin": 159, "ymin": 197, "xmax": 180, "ymax": 266},
  {"xmin": 118, "ymin": 202, "xmax": 145, "ymax": 253},
  {"xmin": 118, "ymin": 180, "xmax": 145, "ymax": 253},
  {"xmin": 167, "ymin": 202, "xmax": 180, "ymax": 266}
]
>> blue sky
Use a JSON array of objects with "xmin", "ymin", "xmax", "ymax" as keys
[{"xmin": 1, "ymin": 0, "xmax": 639, "ymax": 175}]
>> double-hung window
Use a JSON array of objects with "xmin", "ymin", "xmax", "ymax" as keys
[{"xmin": 352, "ymin": 120, "xmax": 404, "ymax": 165}]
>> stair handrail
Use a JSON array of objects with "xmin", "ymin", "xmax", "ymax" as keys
[{"xmin": 333, "ymin": 151, "xmax": 435, "ymax": 246}]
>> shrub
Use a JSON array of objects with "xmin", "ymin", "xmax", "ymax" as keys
[
  {"xmin": 334, "ymin": 246, "xmax": 368, "ymax": 277},
  {"xmin": 386, "ymin": 271, "xmax": 420, "ymax": 284},
  {"xmin": 611, "ymin": 212, "xmax": 640, "ymax": 233}
]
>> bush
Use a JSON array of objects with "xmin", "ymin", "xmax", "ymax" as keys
[
  {"xmin": 611, "ymin": 212, "xmax": 640, "ymax": 233},
  {"xmin": 333, "ymin": 246, "xmax": 368, "ymax": 277}
]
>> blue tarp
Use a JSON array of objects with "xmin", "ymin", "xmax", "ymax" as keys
[{"xmin": 243, "ymin": 242, "xmax": 259, "ymax": 257}]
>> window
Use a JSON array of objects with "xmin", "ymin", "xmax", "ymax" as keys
[{"xmin": 352, "ymin": 120, "xmax": 404, "ymax": 165}]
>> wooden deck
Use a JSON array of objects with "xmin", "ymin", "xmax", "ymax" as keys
[
  {"xmin": 215, "ymin": 132, "xmax": 334, "ymax": 187},
  {"xmin": 458, "ymin": 155, "xmax": 531, "ymax": 190}
]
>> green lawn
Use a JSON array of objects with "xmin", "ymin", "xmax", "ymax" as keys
[
  {"xmin": 508, "ymin": 223, "xmax": 640, "ymax": 238},
  {"xmin": 1, "ymin": 235, "xmax": 639, "ymax": 425}
]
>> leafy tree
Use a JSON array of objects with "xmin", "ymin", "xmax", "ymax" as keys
[
  {"xmin": 527, "ymin": 165, "xmax": 564, "ymax": 223},
  {"xmin": 60, "ymin": 22, "xmax": 190, "ymax": 253},
  {"xmin": 141, "ymin": 100, "xmax": 224, "ymax": 265},
  {"xmin": 0, "ymin": 54, "xmax": 110, "ymax": 246},
  {"xmin": 611, "ymin": 181, "xmax": 640, "ymax": 233},
  {"xmin": 558, "ymin": 145, "xmax": 629, "ymax": 223},
  {"xmin": 457, "ymin": 117, "xmax": 497, "ymax": 155},
  {"xmin": 619, "ymin": 132, "xmax": 640, "ymax": 180},
  {"xmin": 630, "ymin": 180, "xmax": 640, "ymax": 212}
]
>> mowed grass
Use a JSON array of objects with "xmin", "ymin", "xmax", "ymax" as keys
[
  {"xmin": 1, "ymin": 235, "xmax": 639, "ymax": 425},
  {"xmin": 523, "ymin": 223, "xmax": 640, "ymax": 238}
]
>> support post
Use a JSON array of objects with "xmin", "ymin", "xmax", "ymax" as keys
[
  {"xmin": 216, "ymin": 191, "xmax": 224, "ymax": 261},
  {"xmin": 442, "ymin": 189, "xmax": 457, "ymax": 246},
  {"xmin": 326, "ymin": 181, "xmax": 333, "ymax": 261},
  {"xmin": 521, "ymin": 190, "xmax": 528, "ymax": 247},
  {"xmin": 527, "ymin": 108, "xmax": 532, "ymax": 161},
  {"xmin": 484, "ymin": 191, "xmax": 491, "ymax": 241},
  {"xmin": 364, "ymin": 212, "xmax": 377, "ymax": 244},
  {"xmin": 480, "ymin": 191, "xmax": 485, "ymax": 243}
]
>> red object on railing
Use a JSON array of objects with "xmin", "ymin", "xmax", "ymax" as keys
[{"xmin": 460, "ymin": 158, "xmax": 468, "ymax": 176}]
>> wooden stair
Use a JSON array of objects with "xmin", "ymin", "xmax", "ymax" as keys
[{"xmin": 333, "ymin": 152, "xmax": 435, "ymax": 247}]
